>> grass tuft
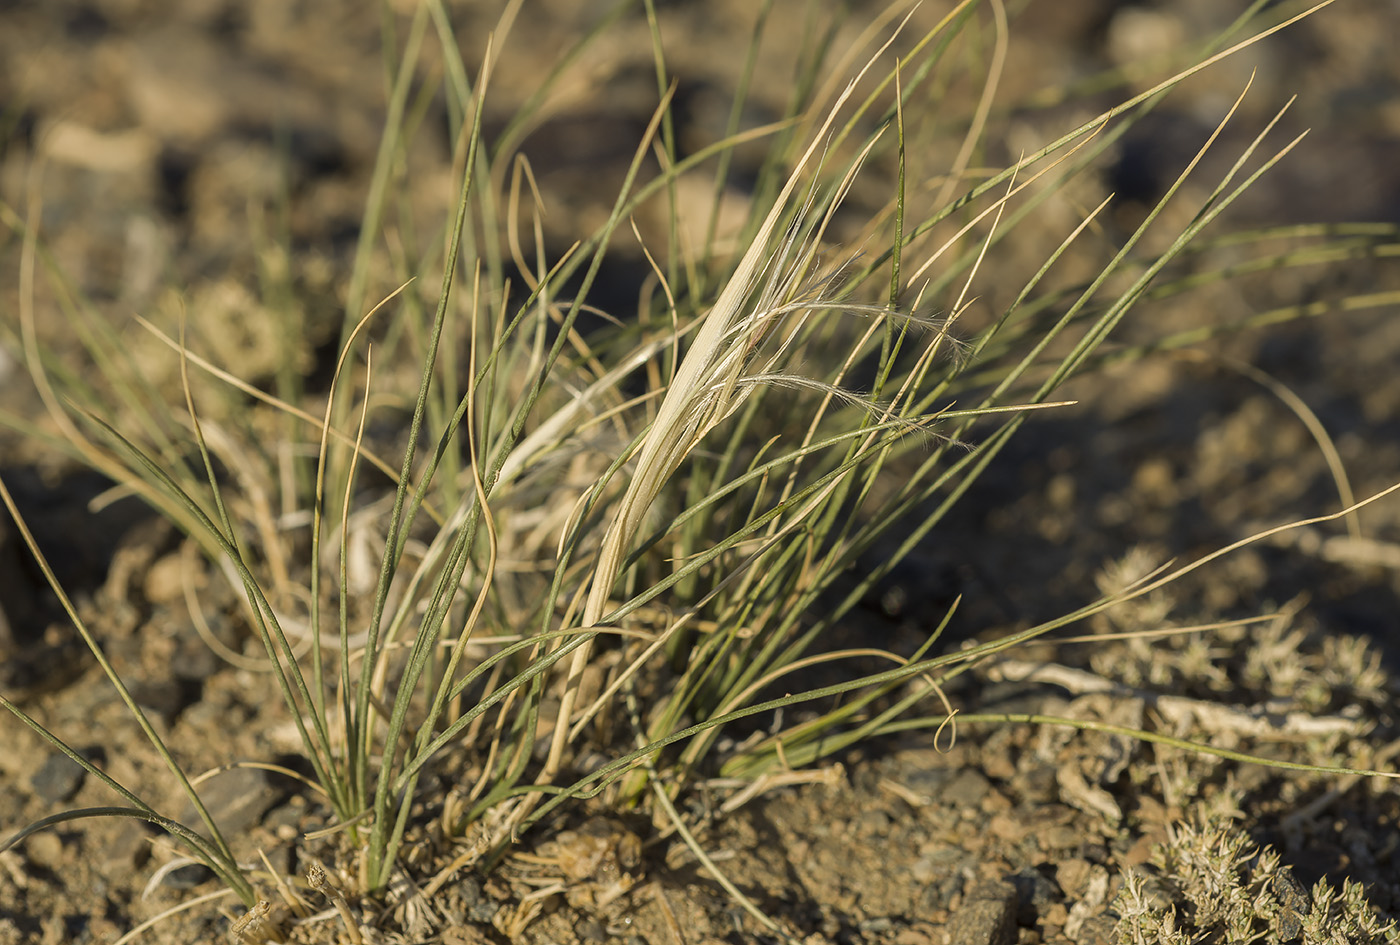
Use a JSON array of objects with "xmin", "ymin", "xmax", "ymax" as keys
[{"xmin": 2, "ymin": 0, "xmax": 1398, "ymax": 937}]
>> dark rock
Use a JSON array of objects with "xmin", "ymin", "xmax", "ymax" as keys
[
  {"xmin": 180, "ymin": 766, "xmax": 281, "ymax": 837},
  {"xmin": 943, "ymin": 768, "xmax": 992, "ymax": 808},
  {"xmin": 161, "ymin": 861, "xmax": 215, "ymax": 890},
  {"xmin": 129, "ymin": 678, "xmax": 190, "ymax": 725},
  {"xmin": 1009, "ymin": 868, "xmax": 1060, "ymax": 926},
  {"xmin": 30, "ymin": 748, "xmax": 103, "ymax": 803},
  {"xmin": 946, "ymin": 880, "xmax": 1017, "ymax": 945},
  {"xmin": 1272, "ymin": 867, "xmax": 1310, "ymax": 941}
]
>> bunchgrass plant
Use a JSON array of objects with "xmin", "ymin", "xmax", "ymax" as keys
[{"xmin": 3, "ymin": 0, "xmax": 1400, "ymax": 937}]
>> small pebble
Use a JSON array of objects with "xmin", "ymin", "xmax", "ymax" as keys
[
  {"xmin": 25, "ymin": 832, "xmax": 64, "ymax": 872},
  {"xmin": 945, "ymin": 880, "xmax": 1017, "ymax": 945},
  {"xmin": 574, "ymin": 916, "xmax": 607, "ymax": 942},
  {"xmin": 179, "ymin": 766, "xmax": 281, "ymax": 837},
  {"xmin": 943, "ymin": 768, "xmax": 991, "ymax": 808},
  {"xmin": 162, "ymin": 862, "xmax": 215, "ymax": 890},
  {"xmin": 30, "ymin": 750, "xmax": 100, "ymax": 803}
]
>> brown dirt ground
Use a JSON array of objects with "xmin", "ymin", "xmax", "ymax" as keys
[{"xmin": 3, "ymin": 2, "xmax": 1400, "ymax": 944}]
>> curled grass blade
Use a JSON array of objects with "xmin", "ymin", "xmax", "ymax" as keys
[{"xmin": 0, "ymin": 691, "xmax": 253, "ymax": 905}]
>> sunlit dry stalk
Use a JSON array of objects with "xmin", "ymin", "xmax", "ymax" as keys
[{"xmin": 534, "ymin": 20, "xmax": 919, "ymax": 798}]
